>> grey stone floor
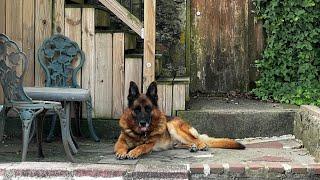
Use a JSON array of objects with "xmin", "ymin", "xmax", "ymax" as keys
[{"xmin": 0, "ymin": 135, "xmax": 316, "ymax": 165}]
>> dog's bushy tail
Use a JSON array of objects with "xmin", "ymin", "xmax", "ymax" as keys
[
  {"xmin": 199, "ymin": 134, "xmax": 245, "ymax": 149},
  {"xmin": 189, "ymin": 128, "xmax": 245, "ymax": 149},
  {"xmin": 200, "ymin": 134, "xmax": 245, "ymax": 149}
]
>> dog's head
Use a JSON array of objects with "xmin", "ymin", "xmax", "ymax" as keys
[{"xmin": 127, "ymin": 81, "xmax": 158, "ymax": 133}]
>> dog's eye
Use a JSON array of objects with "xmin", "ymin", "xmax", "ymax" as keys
[
  {"xmin": 145, "ymin": 105, "xmax": 152, "ymax": 113},
  {"xmin": 134, "ymin": 107, "xmax": 141, "ymax": 114}
]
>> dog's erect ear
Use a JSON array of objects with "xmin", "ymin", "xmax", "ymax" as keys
[
  {"xmin": 146, "ymin": 81, "xmax": 158, "ymax": 107},
  {"xmin": 128, "ymin": 81, "xmax": 140, "ymax": 107}
]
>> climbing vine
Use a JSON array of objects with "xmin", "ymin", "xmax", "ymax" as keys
[{"xmin": 252, "ymin": 0, "xmax": 320, "ymax": 106}]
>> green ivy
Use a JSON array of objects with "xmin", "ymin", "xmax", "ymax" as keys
[{"xmin": 252, "ymin": 0, "xmax": 320, "ymax": 106}]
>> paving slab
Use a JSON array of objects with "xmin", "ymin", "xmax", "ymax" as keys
[{"xmin": 0, "ymin": 135, "xmax": 318, "ymax": 179}]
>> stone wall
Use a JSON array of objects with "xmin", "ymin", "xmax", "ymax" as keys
[{"xmin": 294, "ymin": 105, "xmax": 320, "ymax": 161}]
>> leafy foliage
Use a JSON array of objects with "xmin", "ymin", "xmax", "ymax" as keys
[{"xmin": 253, "ymin": 0, "xmax": 320, "ymax": 106}]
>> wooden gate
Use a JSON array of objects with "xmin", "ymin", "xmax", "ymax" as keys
[{"xmin": 190, "ymin": 0, "xmax": 262, "ymax": 94}]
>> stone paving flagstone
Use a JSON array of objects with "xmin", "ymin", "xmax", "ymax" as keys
[{"xmin": 0, "ymin": 135, "xmax": 319, "ymax": 179}]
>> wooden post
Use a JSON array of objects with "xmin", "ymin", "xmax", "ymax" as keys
[
  {"xmin": 23, "ymin": 0, "xmax": 35, "ymax": 87},
  {"xmin": 143, "ymin": 0, "xmax": 156, "ymax": 92},
  {"xmin": 53, "ymin": 0, "xmax": 65, "ymax": 34},
  {"xmin": 95, "ymin": 33, "xmax": 113, "ymax": 118},
  {"xmin": 35, "ymin": 0, "xmax": 52, "ymax": 87},
  {"xmin": 112, "ymin": 33, "xmax": 125, "ymax": 119}
]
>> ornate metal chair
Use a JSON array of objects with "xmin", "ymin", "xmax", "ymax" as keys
[
  {"xmin": 24, "ymin": 34, "xmax": 100, "ymax": 142},
  {"xmin": 0, "ymin": 33, "xmax": 75, "ymax": 162}
]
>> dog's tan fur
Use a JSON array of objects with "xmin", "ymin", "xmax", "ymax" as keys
[{"xmin": 114, "ymin": 82, "xmax": 245, "ymax": 159}]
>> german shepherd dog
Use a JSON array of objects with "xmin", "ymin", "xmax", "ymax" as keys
[{"xmin": 114, "ymin": 81, "xmax": 245, "ymax": 159}]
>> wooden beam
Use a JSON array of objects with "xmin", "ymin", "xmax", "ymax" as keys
[
  {"xmin": 98, "ymin": 0, "xmax": 143, "ymax": 37},
  {"xmin": 143, "ymin": 0, "xmax": 156, "ymax": 92}
]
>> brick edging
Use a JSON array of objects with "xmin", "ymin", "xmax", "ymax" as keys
[
  {"xmin": 0, "ymin": 162, "xmax": 319, "ymax": 179},
  {"xmin": 190, "ymin": 162, "xmax": 320, "ymax": 177}
]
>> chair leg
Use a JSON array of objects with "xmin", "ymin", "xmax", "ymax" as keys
[
  {"xmin": 69, "ymin": 121, "xmax": 79, "ymax": 150},
  {"xmin": 46, "ymin": 115, "xmax": 57, "ymax": 143},
  {"xmin": 0, "ymin": 106, "xmax": 6, "ymax": 142},
  {"xmin": 65, "ymin": 102, "xmax": 78, "ymax": 154},
  {"xmin": 36, "ymin": 110, "xmax": 47, "ymax": 158},
  {"xmin": 54, "ymin": 106, "xmax": 75, "ymax": 163},
  {"xmin": 74, "ymin": 102, "xmax": 82, "ymax": 137},
  {"xmin": 28, "ymin": 120, "xmax": 36, "ymax": 144},
  {"xmin": 86, "ymin": 98, "xmax": 100, "ymax": 142},
  {"xmin": 18, "ymin": 108, "xmax": 44, "ymax": 162}
]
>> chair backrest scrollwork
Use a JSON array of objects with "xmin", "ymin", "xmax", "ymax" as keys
[
  {"xmin": 38, "ymin": 34, "xmax": 85, "ymax": 88},
  {"xmin": 0, "ymin": 33, "xmax": 32, "ymax": 103}
]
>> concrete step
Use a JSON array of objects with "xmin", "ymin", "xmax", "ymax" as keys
[{"xmin": 177, "ymin": 97, "xmax": 299, "ymax": 139}]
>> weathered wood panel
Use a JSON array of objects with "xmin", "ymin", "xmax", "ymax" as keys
[
  {"xmin": 22, "ymin": 0, "xmax": 35, "ymax": 87},
  {"xmin": 112, "ymin": 33, "xmax": 125, "ymax": 119},
  {"xmin": 190, "ymin": 0, "xmax": 250, "ymax": 93},
  {"xmin": 157, "ymin": 83, "xmax": 173, "ymax": 116},
  {"xmin": 53, "ymin": 0, "xmax": 65, "ymax": 34},
  {"xmin": 6, "ymin": 0, "xmax": 23, "ymax": 78},
  {"xmin": 143, "ymin": 0, "xmax": 156, "ymax": 92},
  {"xmin": 65, "ymin": 8, "xmax": 82, "ymax": 86},
  {"xmin": 5, "ymin": 0, "xmax": 23, "ymax": 47},
  {"xmin": 248, "ymin": 0, "xmax": 265, "ymax": 88},
  {"xmin": 82, "ymin": 8, "xmax": 96, "ymax": 117},
  {"xmin": 0, "ymin": 0, "xmax": 5, "ymax": 104},
  {"xmin": 95, "ymin": 33, "xmax": 113, "ymax": 118},
  {"xmin": 35, "ymin": 0, "xmax": 52, "ymax": 87},
  {"xmin": 172, "ymin": 84, "xmax": 186, "ymax": 115},
  {"xmin": 0, "ymin": 0, "xmax": 5, "ymax": 34},
  {"xmin": 124, "ymin": 58, "xmax": 142, "ymax": 109}
]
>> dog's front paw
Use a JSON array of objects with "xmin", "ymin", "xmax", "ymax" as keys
[
  {"xmin": 115, "ymin": 151, "xmax": 127, "ymax": 160},
  {"xmin": 127, "ymin": 149, "xmax": 142, "ymax": 159},
  {"xmin": 189, "ymin": 144, "xmax": 198, "ymax": 152}
]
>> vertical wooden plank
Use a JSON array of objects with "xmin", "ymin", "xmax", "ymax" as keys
[
  {"xmin": 0, "ymin": 0, "xmax": 5, "ymax": 34},
  {"xmin": 35, "ymin": 0, "xmax": 52, "ymax": 87},
  {"xmin": 157, "ymin": 84, "xmax": 173, "ymax": 116},
  {"xmin": 6, "ymin": 0, "xmax": 23, "ymax": 82},
  {"xmin": 6, "ymin": 0, "xmax": 23, "ymax": 47},
  {"xmin": 124, "ymin": 58, "xmax": 142, "ymax": 109},
  {"xmin": 172, "ymin": 84, "xmax": 186, "ymax": 115},
  {"xmin": 112, "ymin": 33, "xmax": 125, "ymax": 119},
  {"xmin": 53, "ymin": 0, "xmax": 65, "ymax": 34},
  {"xmin": 0, "ymin": 0, "xmax": 5, "ymax": 104},
  {"xmin": 143, "ymin": 0, "xmax": 156, "ymax": 92},
  {"xmin": 190, "ymin": 0, "xmax": 220, "ymax": 93},
  {"xmin": 82, "ymin": 8, "xmax": 96, "ymax": 117},
  {"xmin": 95, "ymin": 33, "xmax": 113, "ymax": 118},
  {"xmin": 22, "ymin": 0, "xmax": 35, "ymax": 87},
  {"xmin": 65, "ymin": 8, "xmax": 82, "ymax": 85}
]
